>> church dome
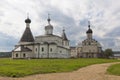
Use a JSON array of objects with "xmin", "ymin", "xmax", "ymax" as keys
[
  {"xmin": 20, "ymin": 17, "xmax": 34, "ymax": 42},
  {"xmin": 25, "ymin": 18, "xmax": 31, "ymax": 23},
  {"xmin": 86, "ymin": 24, "xmax": 93, "ymax": 33},
  {"xmin": 45, "ymin": 14, "xmax": 54, "ymax": 35},
  {"xmin": 86, "ymin": 28, "xmax": 93, "ymax": 33},
  {"xmin": 45, "ymin": 24, "xmax": 53, "ymax": 29},
  {"xmin": 45, "ymin": 16, "xmax": 53, "ymax": 29}
]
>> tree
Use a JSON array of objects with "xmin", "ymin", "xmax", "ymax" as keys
[{"xmin": 104, "ymin": 49, "xmax": 113, "ymax": 58}]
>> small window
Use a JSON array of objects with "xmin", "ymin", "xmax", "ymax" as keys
[
  {"xmin": 16, "ymin": 53, "xmax": 18, "ymax": 57},
  {"xmin": 42, "ymin": 47, "xmax": 44, "ymax": 52},
  {"xmin": 60, "ymin": 51, "xmax": 62, "ymax": 53},
  {"xmin": 23, "ymin": 53, "xmax": 26, "ymax": 57},
  {"xmin": 50, "ymin": 48, "xmax": 52, "ymax": 52},
  {"xmin": 36, "ymin": 48, "xmax": 37, "ymax": 52}
]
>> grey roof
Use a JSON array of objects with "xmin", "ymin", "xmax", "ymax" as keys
[
  {"xmin": 62, "ymin": 29, "xmax": 68, "ymax": 40},
  {"xmin": 70, "ymin": 47, "xmax": 76, "ymax": 49},
  {"xmin": 86, "ymin": 24, "xmax": 93, "ymax": 33},
  {"xmin": 21, "ymin": 46, "xmax": 32, "ymax": 52},
  {"xmin": 13, "ymin": 46, "xmax": 32, "ymax": 52},
  {"xmin": 20, "ymin": 26, "xmax": 34, "ymax": 42}
]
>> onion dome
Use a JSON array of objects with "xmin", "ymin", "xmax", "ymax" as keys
[
  {"xmin": 45, "ymin": 14, "xmax": 53, "ymax": 35},
  {"xmin": 86, "ymin": 21, "xmax": 93, "ymax": 33},
  {"xmin": 45, "ymin": 15, "xmax": 53, "ymax": 29},
  {"xmin": 20, "ymin": 17, "xmax": 34, "ymax": 42},
  {"xmin": 25, "ymin": 18, "xmax": 31, "ymax": 23}
]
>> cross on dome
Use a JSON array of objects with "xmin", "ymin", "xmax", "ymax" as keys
[
  {"xmin": 25, "ymin": 13, "xmax": 31, "ymax": 23},
  {"xmin": 88, "ymin": 21, "xmax": 90, "ymax": 29},
  {"xmin": 47, "ymin": 13, "xmax": 51, "ymax": 24}
]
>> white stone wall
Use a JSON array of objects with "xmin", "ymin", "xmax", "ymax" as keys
[
  {"xmin": 63, "ymin": 40, "xmax": 69, "ymax": 48},
  {"xmin": 45, "ymin": 28, "xmax": 53, "ymax": 35},
  {"xmin": 34, "ymin": 44, "xmax": 39, "ymax": 58},
  {"xmin": 35, "ymin": 36, "xmax": 63, "ymax": 46},
  {"xmin": 34, "ymin": 43, "xmax": 70, "ymax": 58},
  {"xmin": 39, "ymin": 44, "xmax": 48, "ymax": 58},
  {"xmin": 49, "ymin": 45, "xmax": 58, "ymax": 58},
  {"xmin": 12, "ymin": 51, "xmax": 33, "ymax": 59},
  {"xmin": 34, "ymin": 35, "xmax": 70, "ymax": 58},
  {"xmin": 57, "ymin": 47, "xmax": 70, "ymax": 58},
  {"xmin": 76, "ymin": 47, "xmax": 82, "ymax": 57},
  {"xmin": 87, "ymin": 33, "xmax": 92, "ymax": 39},
  {"xmin": 70, "ymin": 48, "xmax": 77, "ymax": 58},
  {"xmin": 82, "ymin": 46, "xmax": 98, "ymax": 53}
]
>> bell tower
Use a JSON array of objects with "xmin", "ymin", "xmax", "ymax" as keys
[
  {"xmin": 45, "ymin": 14, "xmax": 53, "ymax": 35},
  {"xmin": 86, "ymin": 21, "xmax": 93, "ymax": 39},
  {"xmin": 19, "ymin": 14, "xmax": 34, "ymax": 43}
]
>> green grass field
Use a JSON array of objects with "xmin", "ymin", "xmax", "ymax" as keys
[
  {"xmin": 0, "ymin": 58, "xmax": 119, "ymax": 77},
  {"xmin": 107, "ymin": 63, "xmax": 120, "ymax": 76}
]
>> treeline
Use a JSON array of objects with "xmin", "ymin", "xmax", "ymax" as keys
[{"xmin": 0, "ymin": 52, "xmax": 11, "ymax": 58}]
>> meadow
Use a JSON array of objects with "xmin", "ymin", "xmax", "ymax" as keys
[
  {"xmin": 107, "ymin": 63, "xmax": 120, "ymax": 76},
  {"xmin": 0, "ymin": 58, "xmax": 119, "ymax": 77}
]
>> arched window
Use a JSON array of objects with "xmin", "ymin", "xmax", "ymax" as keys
[
  {"xmin": 50, "ymin": 48, "xmax": 52, "ymax": 52},
  {"xmin": 23, "ymin": 53, "xmax": 26, "ymax": 57},
  {"xmin": 16, "ymin": 53, "xmax": 18, "ymax": 57},
  {"xmin": 36, "ymin": 48, "xmax": 37, "ymax": 52},
  {"xmin": 42, "ymin": 47, "xmax": 44, "ymax": 52}
]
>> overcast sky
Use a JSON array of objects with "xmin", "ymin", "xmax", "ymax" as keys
[{"xmin": 0, "ymin": 0, "xmax": 120, "ymax": 51}]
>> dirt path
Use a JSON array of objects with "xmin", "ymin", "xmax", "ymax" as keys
[{"xmin": 0, "ymin": 62, "xmax": 120, "ymax": 80}]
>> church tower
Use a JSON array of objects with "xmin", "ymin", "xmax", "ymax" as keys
[
  {"xmin": 62, "ymin": 28, "xmax": 69, "ymax": 48},
  {"xmin": 62, "ymin": 29, "xmax": 68, "ymax": 40},
  {"xmin": 19, "ymin": 15, "xmax": 34, "ymax": 44},
  {"xmin": 12, "ymin": 15, "xmax": 35, "ymax": 59},
  {"xmin": 77, "ymin": 20, "xmax": 102, "ymax": 58},
  {"xmin": 45, "ymin": 14, "xmax": 53, "ymax": 35},
  {"xmin": 86, "ymin": 21, "xmax": 93, "ymax": 40}
]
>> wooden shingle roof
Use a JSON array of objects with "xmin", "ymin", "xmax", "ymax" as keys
[{"xmin": 20, "ymin": 26, "xmax": 34, "ymax": 42}]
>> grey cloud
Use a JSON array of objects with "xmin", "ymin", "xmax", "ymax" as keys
[
  {"xmin": 0, "ymin": 32, "xmax": 18, "ymax": 51},
  {"xmin": 0, "ymin": 0, "xmax": 120, "ymax": 51},
  {"xmin": 94, "ymin": 35, "xmax": 116, "ymax": 50},
  {"xmin": 79, "ymin": 18, "xmax": 88, "ymax": 27},
  {"xmin": 105, "ymin": 26, "xmax": 120, "ymax": 37}
]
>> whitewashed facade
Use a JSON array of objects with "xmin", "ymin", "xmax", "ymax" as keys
[
  {"xmin": 12, "ymin": 16, "xmax": 70, "ymax": 59},
  {"xmin": 70, "ymin": 21, "xmax": 102, "ymax": 58}
]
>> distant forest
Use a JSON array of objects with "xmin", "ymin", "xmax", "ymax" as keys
[{"xmin": 0, "ymin": 52, "xmax": 11, "ymax": 58}]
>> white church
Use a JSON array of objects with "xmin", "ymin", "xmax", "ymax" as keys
[
  {"xmin": 71, "ymin": 21, "xmax": 102, "ymax": 58},
  {"xmin": 12, "ymin": 15, "xmax": 70, "ymax": 59}
]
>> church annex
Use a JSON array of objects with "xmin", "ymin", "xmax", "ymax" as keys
[
  {"xmin": 12, "ymin": 15, "xmax": 70, "ymax": 59},
  {"xmin": 76, "ymin": 21, "xmax": 102, "ymax": 58},
  {"xmin": 70, "ymin": 21, "xmax": 102, "ymax": 58}
]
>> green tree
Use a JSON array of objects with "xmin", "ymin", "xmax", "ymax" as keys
[{"xmin": 104, "ymin": 49, "xmax": 113, "ymax": 58}]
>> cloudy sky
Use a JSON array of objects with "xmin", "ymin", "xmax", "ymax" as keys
[{"xmin": 0, "ymin": 0, "xmax": 120, "ymax": 51}]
